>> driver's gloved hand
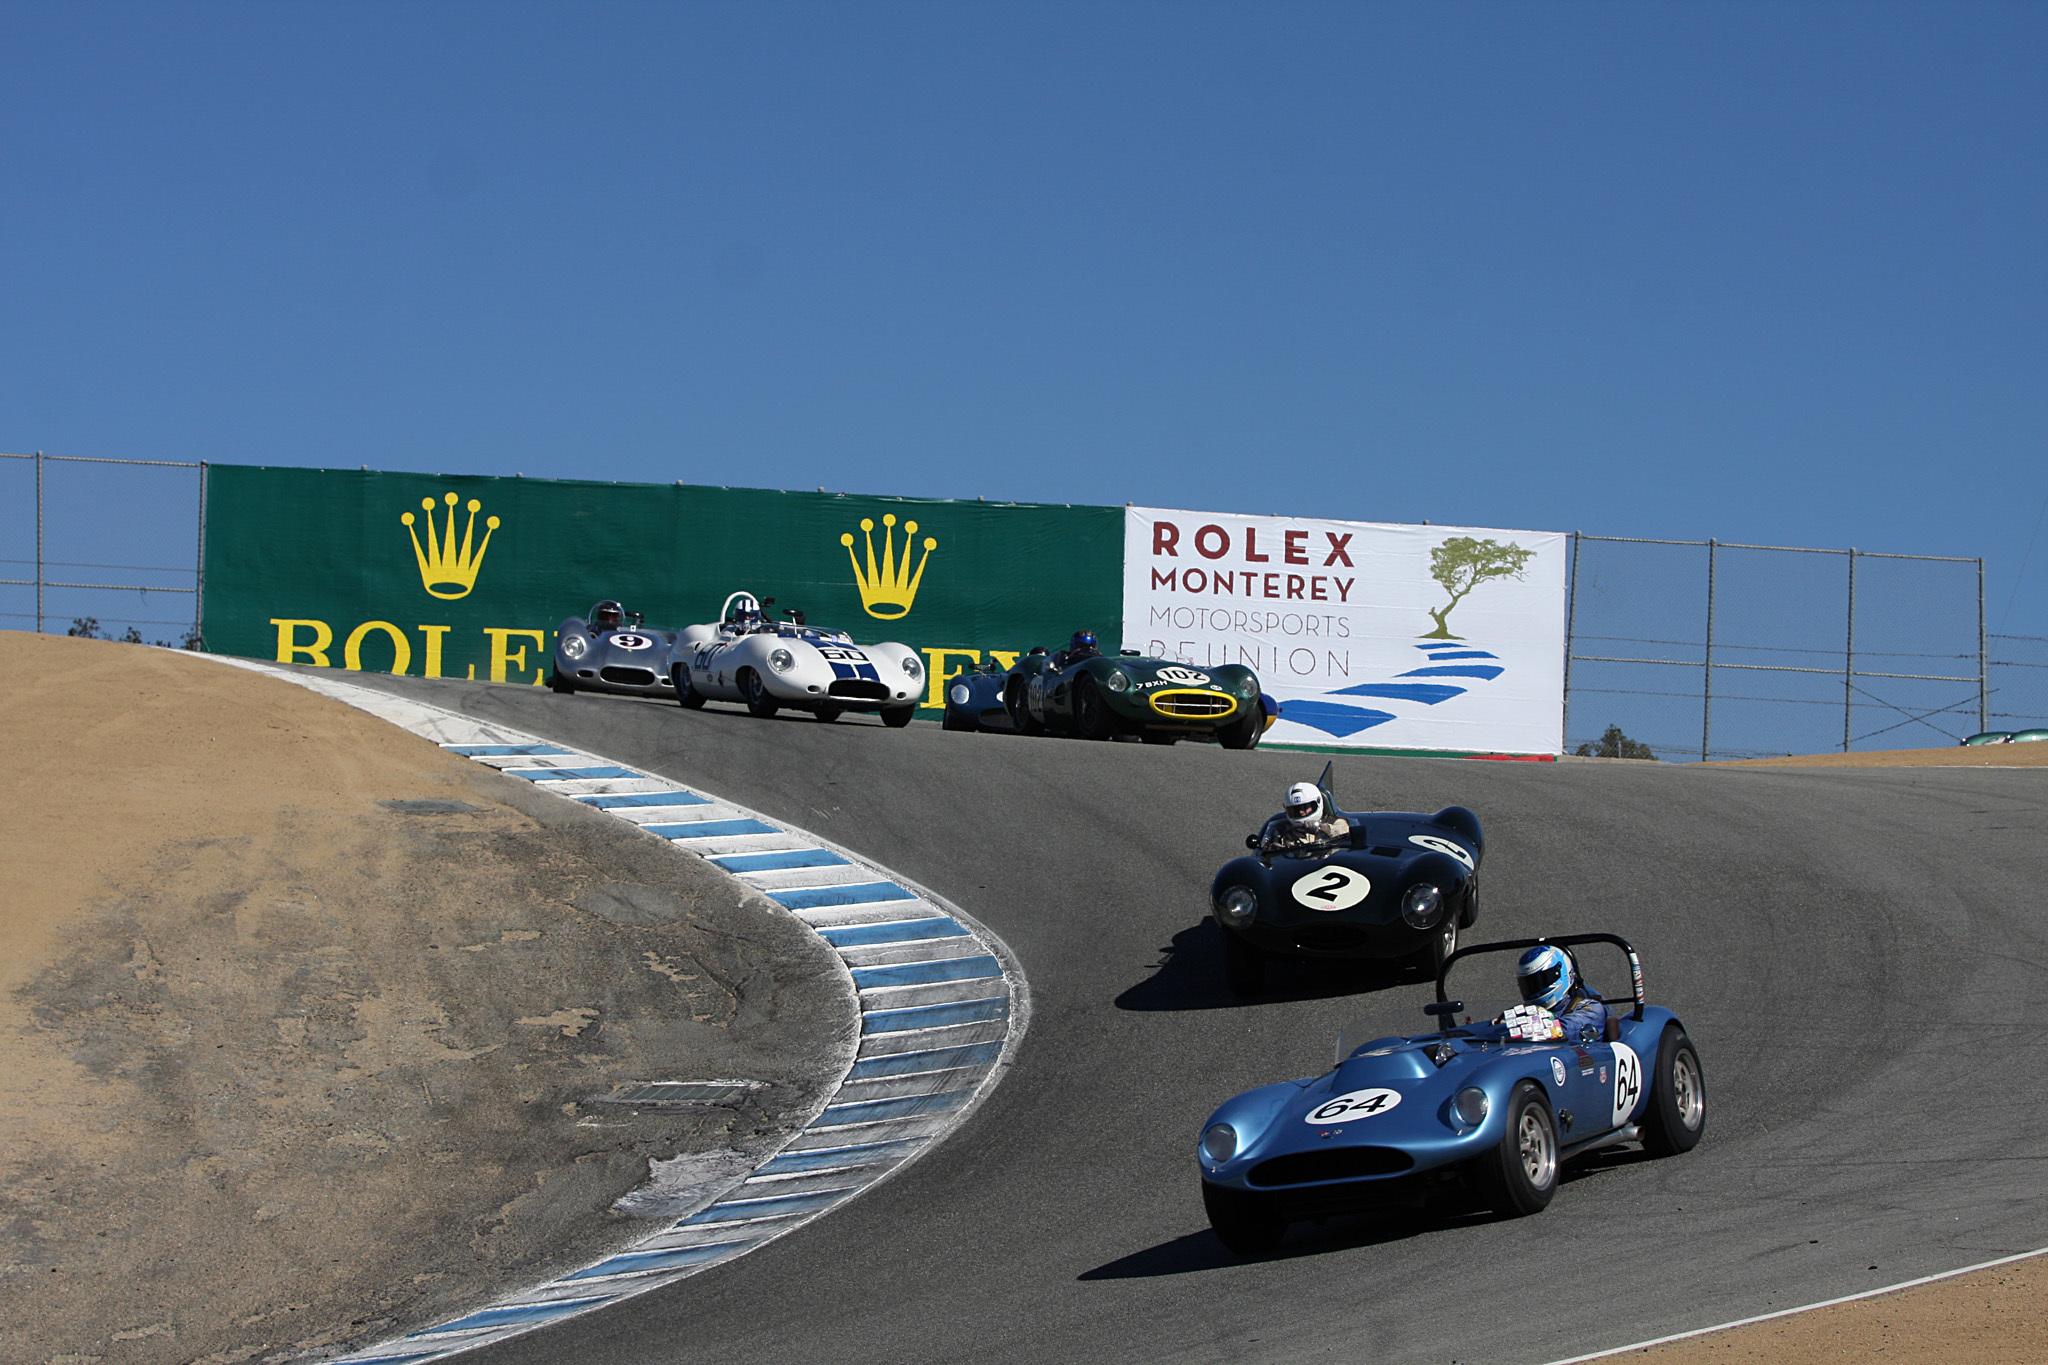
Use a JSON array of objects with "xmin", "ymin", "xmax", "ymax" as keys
[{"xmin": 1501, "ymin": 1005, "xmax": 1563, "ymax": 1043}]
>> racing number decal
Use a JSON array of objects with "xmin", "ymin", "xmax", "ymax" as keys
[
  {"xmin": 608, "ymin": 633, "xmax": 652, "ymax": 651},
  {"xmin": 817, "ymin": 646, "xmax": 869, "ymax": 662},
  {"xmin": 1305, "ymin": 1088, "xmax": 1403, "ymax": 1124},
  {"xmin": 1610, "ymin": 1042, "xmax": 1642, "ymax": 1127},
  {"xmin": 1158, "ymin": 666, "xmax": 1211, "ymax": 685},
  {"xmin": 1407, "ymin": 835, "xmax": 1475, "ymax": 869},
  {"xmin": 1290, "ymin": 866, "xmax": 1371, "ymax": 912}
]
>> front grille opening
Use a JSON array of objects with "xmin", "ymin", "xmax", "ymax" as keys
[
  {"xmin": 1149, "ymin": 690, "xmax": 1237, "ymax": 718},
  {"xmin": 829, "ymin": 679, "xmax": 890, "ymax": 700},
  {"xmin": 1248, "ymin": 1146, "xmax": 1413, "ymax": 1186},
  {"xmin": 601, "ymin": 666, "xmax": 658, "ymax": 686}
]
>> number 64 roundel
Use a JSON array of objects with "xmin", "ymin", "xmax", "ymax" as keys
[{"xmin": 1290, "ymin": 865, "xmax": 1371, "ymax": 912}]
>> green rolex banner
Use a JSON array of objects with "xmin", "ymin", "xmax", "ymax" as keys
[{"xmin": 201, "ymin": 465, "xmax": 1123, "ymax": 708}]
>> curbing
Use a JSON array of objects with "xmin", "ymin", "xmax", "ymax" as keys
[{"xmin": 209, "ymin": 659, "xmax": 1029, "ymax": 1365}]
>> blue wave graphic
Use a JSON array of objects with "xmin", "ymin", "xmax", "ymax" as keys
[
  {"xmin": 1398, "ymin": 664, "xmax": 1504, "ymax": 680},
  {"xmin": 1329, "ymin": 682, "xmax": 1467, "ymax": 705},
  {"xmin": 1275, "ymin": 701, "xmax": 1396, "ymax": 738}
]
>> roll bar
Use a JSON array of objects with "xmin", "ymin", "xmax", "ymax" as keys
[{"xmin": 1433, "ymin": 933, "xmax": 1645, "ymax": 1023}]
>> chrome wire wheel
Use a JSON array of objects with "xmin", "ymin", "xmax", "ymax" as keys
[
  {"xmin": 1671, "ymin": 1048, "xmax": 1705, "ymax": 1131},
  {"xmin": 1518, "ymin": 1105, "xmax": 1557, "ymax": 1190}
]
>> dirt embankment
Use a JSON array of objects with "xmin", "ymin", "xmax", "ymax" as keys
[
  {"xmin": 1707, "ymin": 743, "xmax": 2048, "ymax": 769},
  {"xmin": 0, "ymin": 633, "xmax": 854, "ymax": 1365}
]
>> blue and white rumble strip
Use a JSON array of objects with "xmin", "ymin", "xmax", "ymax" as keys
[{"xmin": 209, "ymin": 661, "xmax": 1026, "ymax": 1365}]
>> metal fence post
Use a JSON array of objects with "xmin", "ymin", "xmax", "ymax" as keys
[
  {"xmin": 1702, "ymin": 538, "xmax": 1717, "ymax": 762},
  {"xmin": 1844, "ymin": 548, "xmax": 1857, "ymax": 752},
  {"xmin": 1978, "ymin": 558, "xmax": 1987, "ymax": 732},
  {"xmin": 1562, "ymin": 531, "xmax": 1581, "ymax": 752},
  {"xmin": 33, "ymin": 454, "xmax": 43, "ymax": 634},
  {"xmin": 194, "ymin": 461, "xmax": 208, "ymax": 648}
]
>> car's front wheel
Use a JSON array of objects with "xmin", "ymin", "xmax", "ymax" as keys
[
  {"xmin": 1480, "ymin": 1081, "xmax": 1558, "ymax": 1217},
  {"xmin": 1202, "ymin": 1183, "xmax": 1286, "ymax": 1257},
  {"xmin": 548, "ymin": 669, "xmax": 575, "ymax": 695},
  {"xmin": 1427, "ymin": 918, "xmax": 1458, "ymax": 978},
  {"xmin": 942, "ymin": 708, "xmax": 975, "ymax": 732},
  {"xmin": 815, "ymin": 704, "xmax": 842, "ymax": 723},
  {"xmin": 740, "ymin": 669, "xmax": 779, "ymax": 718},
  {"xmin": 672, "ymin": 666, "xmax": 706, "ymax": 709},
  {"xmin": 1005, "ymin": 677, "xmax": 1044, "ymax": 736},
  {"xmin": 1639, "ymin": 1026, "xmax": 1706, "ymax": 1156},
  {"xmin": 881, "ymin": 706, "xmax": 915, "ymax": 729},
  {"xmin": 1220, "ymin": 928, "xmax": 1265, "ymax": 996},
  {"xmin": 1216, "ymin": 700, "xmax": 1264, "ymax": 750},
  {"xmin": 1074, "ymin": 676, "xmax": 1115, "ymax": 741}
]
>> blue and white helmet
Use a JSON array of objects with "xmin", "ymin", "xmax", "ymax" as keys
[{"xmin": 1516, "ymin": 945, "xmax": 1574, "ymax": 1011}]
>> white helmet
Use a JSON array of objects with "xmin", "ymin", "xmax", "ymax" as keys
[{"xmin": 1283, "ymin": 781, "xmax": 1323, "ymax": 828}]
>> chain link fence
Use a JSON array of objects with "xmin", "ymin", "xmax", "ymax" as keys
[
  {"xmin": 1, "ymin": 452, "xmax": 205, "ymax": 646},
  {"xmin": 2, "ymin": 453, "xmax": 2040, "ymax": 757}
]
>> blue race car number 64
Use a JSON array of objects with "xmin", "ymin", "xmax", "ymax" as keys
[{"xmin": 1306, "ymin": 1087, "xmax": 1403, "ymax": 1123}]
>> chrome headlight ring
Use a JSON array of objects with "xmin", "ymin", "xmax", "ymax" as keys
[
  {"xmin": 902, "ymin": 655, "xmax": 924, "ymax": 680},
  {"xmin": 1217, "ymin": 885, "xmax": 1258, "ymax": 924},
  {"xmin": 1401, "ymin": 883, "xmax": 1445, "ymax": 929},
  {"xmin": 949, "ymin": 683, "xmax": 971, "ymax": 707},
  {"xmin": 1453, "ymin": 1087, "xmax": 1489, "ymax": 1130},
  {"xmin": 768, "ymin": 648, "xmax": 796, "ymax": 674},
  {"xmin": 561, "ymin": 634, "xmax": 589, "ymax": 660},
  {"xmin": 1105, "ymin": 668, "xmax": 1131, "ymax": 693},
  {"xmin": 1201, "ymin": 1122, "xmax": 1238, "ymax": 1164}
]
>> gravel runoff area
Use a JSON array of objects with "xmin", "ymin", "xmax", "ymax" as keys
[
  {"xmin": 0, "ymin": 632, "xmax": 856, "ymax": 1365},
  {"xmin": 1705, "ymin": 743, "xmax": 2048, "ymax": 769}
]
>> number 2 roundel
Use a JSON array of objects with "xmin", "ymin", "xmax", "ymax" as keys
[{"xmin": 1290, "ymin": 866, "xmax": 1371, "ymax": 912}]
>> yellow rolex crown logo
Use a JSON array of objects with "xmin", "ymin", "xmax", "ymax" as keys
[
  {"xmin": 402, "ymin": 492, "xmax": 500, "ymax": 600},
  {"xmin": 840, "ymin": 514, "xmax": 936, "ymax": 620}
]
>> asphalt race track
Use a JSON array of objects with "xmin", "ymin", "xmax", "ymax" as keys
[{"xmin": 337, "ymin": 672, "xmax": 2048, "ymax": 1365}]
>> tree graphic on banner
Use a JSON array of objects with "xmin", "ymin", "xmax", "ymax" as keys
[{"xmin": 1424, "ymin": 537, "xmax": 1535, "ymax": 639}]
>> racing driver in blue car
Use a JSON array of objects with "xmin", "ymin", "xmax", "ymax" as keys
[{"xmin": 1500, "ymin": 944, "xmax": 1609, "ymax": 1045}]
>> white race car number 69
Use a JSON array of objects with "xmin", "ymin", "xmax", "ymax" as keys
[
  {"xmin": 1291, "ymin": 866, "xmax": 1370, "ymax": 911},
  {"xmin": 1306, "ymin": 1087, "xmax": 1403, "ymax": 1124}
]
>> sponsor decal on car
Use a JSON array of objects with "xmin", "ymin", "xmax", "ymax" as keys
[
  {"xmin": 1610, "ymin": 1042, "xmax": 1642, "ymax": 1127},
  {"xmin": 1550, "ymin": 1056, "xmax": 1568, "ymax": 1087}
]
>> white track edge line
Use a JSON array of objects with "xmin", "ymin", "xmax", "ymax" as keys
[
  {"xmin": 203, "ymin": 659, "xmax": 1030, "ymax": 1363},
  {"xmin": 1535, "ymin": 1243, "xmax": 2048, "ymax": 1365}
]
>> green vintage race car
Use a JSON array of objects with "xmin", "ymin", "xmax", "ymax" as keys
[{"xmin": 943, "ymin": 633, "xmax": 1274, "ymax": 748}]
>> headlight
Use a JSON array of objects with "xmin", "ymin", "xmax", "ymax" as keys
[
  {"xmin": 1201, "ymin": 1123, "xmax": 1238, "ymax": 1163},
  {"xmin": 561, "ymin": 634, "xmax": 588, "ymax": 660},
  {"xmin": 768, "ymin": 649, "xmax": 796, "ymax": 673},
  {"xmin": 949, "ymin": 683, "xmax": 971, "ymax": 707},
  {"xmin": 1401, "ymin": 883, "xmax": 1445, "ymax": 929},
  {"xmin": 1453, "ymin": 1087, "xmax": 1489, "ymax": 1129},
  {"xmin": 902, "ymin": 656, "xmax": 923, "ymax": 679},
  {"xmin": 1216, "ymin": 885, "xmax": 1258, "ymax": 924},
  {"xmin": 1105, "ymin": 668, "xmax": 1131, "ymax": 693}
]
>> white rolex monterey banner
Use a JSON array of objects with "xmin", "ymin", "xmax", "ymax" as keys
[{"xmin": 1120, "ymin": 507, "xmax": 1568, "ymax": 754}]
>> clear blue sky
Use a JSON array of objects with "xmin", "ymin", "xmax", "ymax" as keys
[{"xmin": 5, "ymin": 3, "xmax": 2045, "ymax": 635}]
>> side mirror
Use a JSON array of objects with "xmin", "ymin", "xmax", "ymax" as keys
[
  {"xmin": 1424, "ymin": 1001, "xmax": 1463, "ymax": 1018},
  {"xmin": 1244, "ymin": 834, "xmax": 1261, "ymax": 850}
]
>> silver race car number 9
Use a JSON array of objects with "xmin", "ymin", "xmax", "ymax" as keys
[
  {"xmin": 1407, "ymin": 834, "xmax": 1475, "ymax": 869},
  {"xmin": 608, "ymin": 634, "xmax": 652, "ymax": 651},
  {"xmin": 1291, "ymin": 866, "xmax": 1370, "ymax": 911},
  {"xmin": 1306, "ymin": 1087, "xmax": 1402, "ymax": 1124},
  {"xmin": 1610, "ymin": 1042, "xmax": 1642, "ymax": 1127}
]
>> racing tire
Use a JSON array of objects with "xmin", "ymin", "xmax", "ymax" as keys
[
  {"xmin": 942, "ymin": 709, "xmax": 975, "ymax": 732},
  {"xmin": 672, "ymin": 666, "xmax": 706, "ymax": 710},
  {"xmin": 1219, "ymin": 928, "xmax": 1265, "ymax": 996},
  {"xmin": 740, "ymin": 669, "xmax": 779, "ymax": 719},
  {"xmin": 880, "ymin": 706, "xmax": 916, "ymax": 729},
  {"xmin": 1217, "ymin": 701, "xmax": 1264, "ymax": 751},
  {"xmin": 1426, "ymin": 918, "xmax": 1459, "ymax": 978},
  {"xmin": 1638, "ymin": 1026, "xmax": 1707, "ymax": 1157},
  {"xmin": 548, "ymin": 670, "xmax": 575, "ymax": 695},
  {"xmin": 815, "ymin": 704, "xmax": 842, "ymax": 723},
  {"xmin": 1005, "ymin": 678, "xmax": 1045, "ymax": 736},
  {"xmin": 1480, "ymin": 1081, "xmax": 1559, "ymax": 1217},
  {"xmin": 1074, "ymin": 676, "xmax": 1115, "ymax": 741},
  {"xmin": 1202, "ymin": 1182, "xmax": 1286, "ymax": 1257}
]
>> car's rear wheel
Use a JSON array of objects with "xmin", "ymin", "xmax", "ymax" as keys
[
  {"xmin": 548, "ymin": 669, "xmax": 575, "ymax": 695},
  {"xmin": 1639, "ymin": 1026, "xmax": 1706, "ymax": 1156},
  {"xmin": 1005, "ymin": 678, "xmax": 1044, "ymax": 736},
  {"xmin": 880, "ymin": 706, "xmax": 915, "ymax": 729},
  {"xmin": 672, "ymin": 665, "xmax": 706, "ymax": 709},
  {"xmin": 740, "ymin": 669, "xmax": 779, "ymax": 718},
  {"xmin": 815, "ymin": 704, "xmax": 842, "ymax": 723},
  {"xmin": 1217, "ymin": 700, "xmax": 1264, "ymax": 750},
  {"xmin": 1202, "ymin": 1183, "xmax": 1286, "ymax": 1256},
  {"xmin": 1480, "ymin": 1081, "xmax": 1558, "ymax": 1216},
  {"xmin": 1074, "ymin": 676, "xmax": 1115, "ymax": 741},
  {"xmin": 1220, "ymin": 928, "xmax": 1265, "ymax": 996}
]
